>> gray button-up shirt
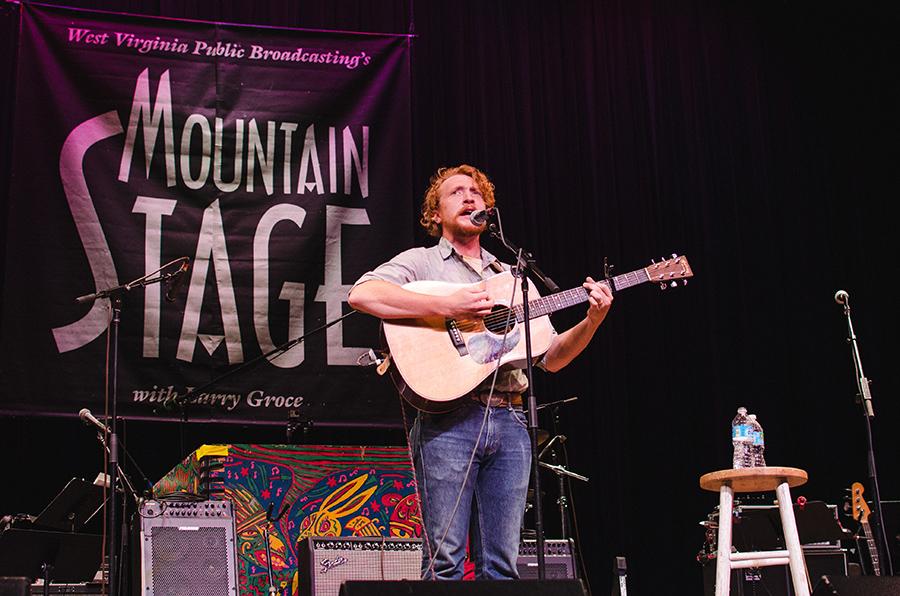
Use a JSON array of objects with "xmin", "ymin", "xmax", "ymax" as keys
[{"xmin": 352, "ymin": 237, "xmax": 555, "ymax": 395}]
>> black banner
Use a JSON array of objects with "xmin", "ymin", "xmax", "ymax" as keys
[{"xmin": 1, "ymin": 4, "xmax": 412, "ymax": 424}]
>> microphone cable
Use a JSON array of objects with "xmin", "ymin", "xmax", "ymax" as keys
[{"xmin": 421, "ymin": 270, "xmax": 521, "ymax": 579}]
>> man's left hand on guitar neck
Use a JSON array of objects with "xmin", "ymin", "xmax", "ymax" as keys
[
  {"xmin": 543, "ymin": 277, "xmax": 613, "ymax": 372},
  {"xmin": 584, "ymin": 276, "xmax": 614, "ymax": 326}
]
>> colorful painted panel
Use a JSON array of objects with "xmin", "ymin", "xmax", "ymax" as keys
[
  {"xmin": 153, "ymin": 444, "xmax": 421, "ymax": 596},
  {"xmin": 152, "ymin": 444, "xmax": 232, "ymax": 498}
]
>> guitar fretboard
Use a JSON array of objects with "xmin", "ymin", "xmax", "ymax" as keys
[
  {"xmin": 511, "ymin": 268, "xmax": 651, "ymax": 322},
  {"xmin": 862, "ymin": 522, "xmax": 882, "ymax": 576}
]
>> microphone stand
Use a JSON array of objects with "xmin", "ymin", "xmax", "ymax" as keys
[
  {"xmin": 538, "ymin": 460, "xmax": 589, "ymax": 483},
  {"xmin": 88, "ymin": 428, "xmax": 142, "ymax": 507},
  {"xmin": 550, "ymin": 405, "xmax": 569, "ymax": 540},
  {"xmin": 262, "ymin": 503, "xmax": 290, "ymax": 596},
  {"xmin": 74, "ymin": 257, "xmax": 187, "ymax": 596},
  {"xmin": 89, "ymin": 426, "xmax": 144, "ymax": 596},
  {"xmin": 536, "ymin": 399, "xmax": 584, "ymax": 540},
  {"xmin": 837, "ymin": 291, "xmax": 894, "ymax": 576},
  {"xmin": 488, "ymin": 209, "xmax": 558, "ymax": 580}
]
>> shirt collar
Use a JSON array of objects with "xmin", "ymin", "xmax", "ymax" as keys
[{"xmin": 437, "ymin": 236, "xmax": 499, "ymax": 272}]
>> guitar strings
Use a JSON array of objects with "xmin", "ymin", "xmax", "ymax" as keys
[{"xmin": 456, "ymin": 284, "xmax": 592, "ymax": 331}]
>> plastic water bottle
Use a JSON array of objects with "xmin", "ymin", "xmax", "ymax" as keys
[
  {"xmin": 731, "ymin": 407, "xmax": 753, "ymax": 468},
  {"xmin": 748, "ymin": 413, "xmax": 766, "ymax": 467}
]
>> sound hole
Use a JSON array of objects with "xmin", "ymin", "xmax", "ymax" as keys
[{"xmin": 484, "ymin": 305, "xmax": 516, "ymax": 334}]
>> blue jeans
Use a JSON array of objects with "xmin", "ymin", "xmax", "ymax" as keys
[{"xmin": 409, "ymin": 401, "xmax": 531, "ymax": 580}]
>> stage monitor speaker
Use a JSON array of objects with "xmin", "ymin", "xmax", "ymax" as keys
[
  {"xmin": 339, "ymin": 580, "xmax": 586, "ymax": 596},
  {"xmin": 517, "ymin": 539, "xmax": 577, "ymax": 580},
  {"xmin": 139, "ymin": 500, "xmax": 238, "ymax": 596},
  {"xmin": 811, "ymin": 575, "xmax": 900, "ymax": 595},
  {"xmin": 298, "ymin": 537, "xmax": 422, "ymax": 596}
]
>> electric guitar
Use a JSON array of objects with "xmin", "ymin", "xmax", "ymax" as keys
[
  {"xmin": 850, "ymin": 481, "xmax": 881, "ymax": 576},
  {"xmin": 382, "ymin": 254, "xmax": 693, "ymax": 412}
]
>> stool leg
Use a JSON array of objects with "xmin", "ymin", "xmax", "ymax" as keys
[
  {"xmin": 775, "ymin": 481, "xmax": 810, "ymax": 596},
  {"xmin": 715, "ymin": 483, "xmax": 734, "ymax": 596}
]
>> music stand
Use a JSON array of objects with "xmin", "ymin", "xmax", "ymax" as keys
[
  {"xmin": 0, "ymin": 528, "xmax": 102, "ymax": 582},
  {"xmin": 32, "ymin": 478, "xmax": 105, "ymax": 532}
]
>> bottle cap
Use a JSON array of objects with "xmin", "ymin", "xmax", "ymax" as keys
[
  {"xmin": 737, "ymin": 407, "xmax": 747, "ymax": 415},
  {"xmin": 747, "ymin": 414, "xmax": 757, "ymax": 421}
]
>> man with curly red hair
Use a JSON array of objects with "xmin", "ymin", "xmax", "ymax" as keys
[{"xmin": 349, "ymin": 164, "xmax": 612, "ymax": 580}]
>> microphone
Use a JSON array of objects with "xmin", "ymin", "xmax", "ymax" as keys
[
  {"xmin": 834, "ymin": 289, "xmax": 849, "ymax": 305},
  {"xmin": 165, "ymin": 258, "xmax": 191, "ymax": 303},
  {"xmin": 79, "ymin": 408, "xmax": 108, "ymax": 434},
  {"xmin": 74, "ymin": 290, "xmax": 103, "ymax": 304},
  {"xmin": 469, "ymin": 208, "xmax": 495, "ymax": 226}
]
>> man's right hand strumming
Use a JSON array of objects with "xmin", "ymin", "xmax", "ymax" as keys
[{"xmin": 440, "ymin": 284, "xmax": 494, "ymax": 318}]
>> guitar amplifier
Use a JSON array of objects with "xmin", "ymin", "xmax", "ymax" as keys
[
  {"xmin": 297, "ymin": 537, "xmax": 422, "ymax": 596},
  {"xmin": 517, "ymin": 539, "xmax": 578, "ymax": 580},
  {"xmin": 138, "ymin": 500, "xmax": 238, "ymax": 596}
]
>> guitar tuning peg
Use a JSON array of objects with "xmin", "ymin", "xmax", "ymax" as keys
[
  {"xmin": 682, "ymin": 279, "xmax": 688, "ymax": 286},
  {"xmin": 671, "ymin": 253, "xmax": 677, "ymax": 259},
  {"xmin": 659, "ymin": 282, "xmax": 667, "ymax": 290},
  {"xmin": 670, "ymin": 281, "xmax": 677, "ymax": 288},
  {"xmin": 650, "ymin": 258, "xmax": 656, "ymax": 264}
]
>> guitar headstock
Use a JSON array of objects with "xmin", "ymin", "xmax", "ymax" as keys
[
  {"xmin": 851, "ymin": 481, "xmax": 871, "ymax": 523},
  {"xmin": 646, "ymin": 254, "xmax": 694, "ymax": 289}
]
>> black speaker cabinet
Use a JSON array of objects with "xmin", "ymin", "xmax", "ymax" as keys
[
  {"xmin": 516, "ymin": 539, "xmax": 577, "ymax": 580},
  {"xmin": 702, "ymin": 548, "xmax": 848, "ymax": 596},
  {"xmin": 811, "ymin": 575, "xmax": 900, "ymax": 595},
  {"xmin": 298, "ymin": 537, "xmax": 422, "ymax": 596},
  {"xmin": 338, "ymin": 580, "xmax": 587, "ymax": 596},
  {"xmin": 138, "ymin": 500, "xmax": 238, "ymax": 596},
  {"xmin": 0, "ymin": 578, "xmax": 29, "ymax": 596}
]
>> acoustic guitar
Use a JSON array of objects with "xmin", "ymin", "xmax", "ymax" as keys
[{"xmin": 382, "ymin": 254, "xmax": 693, "ymax": 412}]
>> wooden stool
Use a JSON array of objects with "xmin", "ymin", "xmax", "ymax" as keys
[{"xmin": 700, "ymin": 467, "xmax": 810, "ymax": 596}]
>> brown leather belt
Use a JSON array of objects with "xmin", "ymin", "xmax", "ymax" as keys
[{"xmin": 470, "ymin": 391, "xmax": 523, "ymax": 408}]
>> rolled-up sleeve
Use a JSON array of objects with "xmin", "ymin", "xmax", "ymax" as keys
[{"xmin": 350, "ymin": 247, "xmax": 428, "ymax": 293}]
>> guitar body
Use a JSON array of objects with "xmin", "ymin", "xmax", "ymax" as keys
[{"xmin": 382, "ymin": 271, "xmax": 555, "ymax": 413}]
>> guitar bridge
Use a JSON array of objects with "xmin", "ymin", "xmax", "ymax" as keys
[{"xmin": 445, "ymin": 319, "xmax": 468, "ymax": 356}]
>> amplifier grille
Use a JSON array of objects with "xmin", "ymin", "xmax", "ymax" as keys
[
  {"xmin": 150, "ymin": 527, "xmax": 229, "ymax": 596},
  {"xmin": 299, "ymin": 537, "xmax": 422, "ymax": 596},
  {"xmin": 140, "ymin": 501, "xmax": 237, "ymax": 596},
  {"xmin": 517, "ymin": 561, "xmax": 573, "ymax": 580}
]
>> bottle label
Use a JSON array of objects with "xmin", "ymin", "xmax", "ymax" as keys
[
  {"xmin": 753, "ymin": 431, "xmax": 765, "ymax": 446},
  {"xmin": 732, "ymin": 424, "xmax": 752, "ymax": 441}
]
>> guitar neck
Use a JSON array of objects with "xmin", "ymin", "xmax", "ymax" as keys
[
  {"xmin": 512, "ymin": 268, "xmax": 650, "ymax": 322},
  {"xmin": 861, "ymin": 521, "xmax": 882, "ymax": 576}
]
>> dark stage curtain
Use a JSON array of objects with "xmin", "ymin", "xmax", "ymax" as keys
[{"xmin": 1, "ymin": 1, "xmax": 898, "ymax": 593}]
